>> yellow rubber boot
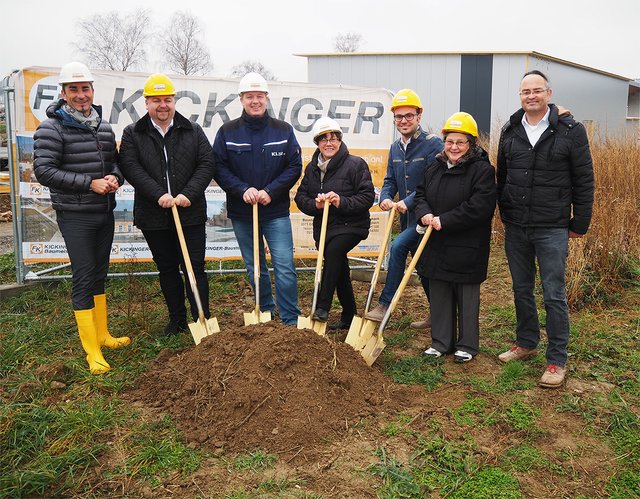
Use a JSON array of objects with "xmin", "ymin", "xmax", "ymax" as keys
[
  {"xmin": 74, "ymin": 308, "xmax": 111, "ymax": 374},
  {"xmin": 94, "ymin": 294, "xmax": 131, "ymax": 348}
]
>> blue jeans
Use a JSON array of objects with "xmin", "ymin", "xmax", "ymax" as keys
[
  {"xmin": 232, "ymin": 215, "xmax": 300, "ymax": 325},
  {"xmin": 504, "ymin": 224, "xmax": 570, "ymax": 366},
  {"xmin": 379, "ymin": 226, "xmax": 430, "ymax": 306}
]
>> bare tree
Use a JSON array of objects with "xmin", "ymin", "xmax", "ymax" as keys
[
  {"xmin": 230, "ymin": 60, "xmax": 277, "ymax": 81},
  {"xmin": 162, "ymin": 11, "xmax": 212, "ymax": 75},
  {"xmin": 75, "ymin": 9, "xmax": 151, "ymax": 71},
  {"xmin": 333, "ymin": 32, "xmax": 364, "ymax": 53}
]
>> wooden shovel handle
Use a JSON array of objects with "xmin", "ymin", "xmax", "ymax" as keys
[
  {"xmin": 310, "ymin": 199, "xmax": 330, "ymax": 315},
  {"xmin": 171, "ymin": 204, "xmax": 207, "ymax": 322},
  {"xmin": 252, "ymin": 203, "xmax": 261, "ymax": 313},
  {"xmin": 378, "ymin": 226, "xmax": 433, "ymax": 333},
  {"xmin": 364, "ymin": 204, "xmax": 397, "ymax": 313}
]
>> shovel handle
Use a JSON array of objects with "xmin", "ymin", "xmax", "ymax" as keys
[
  {"xmin": 310, "ymin": 199, "xmax": 330, "ymax": 315},
  {"xmin": 171, "ymin": 204, "xmax": 208, "ymax": 328},
  {"xmin": 252, "ymin": 203, "xmax": 261, "ymax": 314},
  {"xmin": 364, "ymin": 204, "xmax": 397, "ymax": 313},
  {"xmin": 378, "ymin": 226, "xmax": 433, "ymax": 334}
]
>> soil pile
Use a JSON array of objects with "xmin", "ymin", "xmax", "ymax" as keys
[{"xmin": 125, "ymin": 323, "xmax": 420, "ymax": 458}]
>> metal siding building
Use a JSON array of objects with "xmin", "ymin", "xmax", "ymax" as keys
[{"xmin": 298, "ymin": 51, "xmax": 635, "ymax": 139}]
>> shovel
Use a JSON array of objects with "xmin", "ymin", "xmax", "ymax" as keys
[
  {"xmin": 345, "ymin": 204, "xmax": 397, "ymax": 351},
  {"xmin": 297, "ymin": 199, "xmax": 330, "ymax": 336},
  {"xmin": 244, "ymin": 203, "xmax": 272, "ymax": 325},
  {"xmin": 361, "ymin": 226, "xmax": 433, "ymax": 366},
  {"xmin": 170, "ymin": 204, "xmax": 220, "ymax": 345}
]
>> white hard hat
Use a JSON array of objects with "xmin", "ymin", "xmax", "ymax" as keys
[
  {"xmin": 312, "ymin": 117, "xmax": 342, "ymax": 144},
  {"xmin": 59, "ymin": 61, "xmax": 94, "ymax": 84},
  {"xmin": 238, "ymin": 72, "xmax": 268, "ymax": 94}
]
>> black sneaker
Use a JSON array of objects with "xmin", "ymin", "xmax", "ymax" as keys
[
  {"xmin": 312, "ymin": 308, "xmax": 328, "ymax": 322},
  {"xmin": 160, "ymin": 318, "xmax": 188, "ymax": 337}
]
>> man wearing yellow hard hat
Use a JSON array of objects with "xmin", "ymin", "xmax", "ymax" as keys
[
  {"xmin": 34, "ymin": 61, "xmax": 129, "ymax": 375},
  {"xmin": 119, "ymin": 74, "xmax": 215, "ymax": 337},
  {"xmin": 365, "ymin": 89, "xmax": 443, "ymax": 328}
]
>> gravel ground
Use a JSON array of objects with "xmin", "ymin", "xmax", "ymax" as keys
[{"xmin": 0, "ymin": 221, "xmax": 13, "ymax": 255}]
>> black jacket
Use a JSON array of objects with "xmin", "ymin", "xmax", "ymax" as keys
[
  {"xmin": 33, "ymin": 100, "xmax": 122, "ymax": 213},
  {"xmin": 294, "ymin": 142, "xmax": 374, "ymax": 242},
  {"xmin": 497, "ymin": 104, "xmax": 594, "ymax": 234},
  {"xmin": 414, "ymin": 147, "xmax": 496, "ymax": 284},
  {"xmin": 119, "ymin": 112, "xmax": 215, "ymax": 230}
]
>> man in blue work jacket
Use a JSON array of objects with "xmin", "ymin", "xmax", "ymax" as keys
[{"xmin": 212, "ymin": 72, "xmax": 302, "ymax": 325}]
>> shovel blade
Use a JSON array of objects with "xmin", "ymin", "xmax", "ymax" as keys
[
  {"xmin": 360, "ymin": 334, "xmax": 387, "ymax": 366},
  {"xmin": 190, "ymin": 317, "xmax": 220, "ymax": 345},
  {"xmin": 244, "ymin": 310, "xmax": 271, "ymax": 326},
  {"xmin": 312, "ymin": 320, "xmax": 327, "ymax": 336},
  {"xmin": 350, "ymin": 319, "xmax": 378, "ymax": 351},
  {"xmin": 345, "ymin": 316, "xmax": 364, "ymax": 347},
  {"xmin": 297, "ymin": 315, "xmax": 312, "ymax": 330}
]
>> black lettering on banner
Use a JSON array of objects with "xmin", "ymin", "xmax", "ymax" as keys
[
  {"xmin": 328, "ymin": 100, "xmax": 354, "ymax": 133},
  {"xmin": 109, "ymin": 88, "xmax": 143, "ymax": 124},
  {"xmin": 354, "ymin": 101, "xmax": 383, "ymax": 134},
  {"xmin": 176, "ymin": 90, "xmax": 202, "ymax": 122},
  {"xmin": 202, "ymin": 93, "xmax": 237, "ymax": 127},
  {"xmin": 33, "ymin": 84, "xmax": 58, "ymax": 110},
  {"xmin": 290, "ymin": 98, "xmax": 323, "ymax": 133},
  {"xmin": 267, "ymin": 98, "xmax": 290, "ymax": 121}
]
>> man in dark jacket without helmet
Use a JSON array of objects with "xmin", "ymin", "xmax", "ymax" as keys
[
  {"xmin": 496, "ymin": 70, "xmax": 594, "ymax": 388},
  {"xmin": 119, "ymin": 73, "xmax": 215, "ymax": 337},
  {"xmin": 34, "ymin": 61, "xmax": 129, "ymax": 375}
]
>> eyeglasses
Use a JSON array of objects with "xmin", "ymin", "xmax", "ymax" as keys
[
  {"xmin": 393, "ymin": 113, "xmax": 417, "ymax": 123},
  {"xmin": 519, "ymin": 88, "xmax": 549, "ymax": 97},
  {"xmin": 444, "ymin": 140, "xmax": 469, "ymax": 147},
  {"xmin": 319, "ymin": 136, "xmax": 340, "ymax": 144}
]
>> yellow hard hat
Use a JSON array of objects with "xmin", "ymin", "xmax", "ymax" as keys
[
  {"xmin": 391, "ymin": 89, "xmax": 422, "ymax": 113},
  {"xmin": 442, "ymin": 112, "xmax": 478, "ymax": 138},
  {"xmin": 143, "ymin": 73, "xmax": 176, "ymax": 97}
]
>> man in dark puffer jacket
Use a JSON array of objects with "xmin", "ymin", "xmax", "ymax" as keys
[
  {"xmin": 119, "ymin": 74, "xmax": 215, "ymax": 337},
  {"xmin": 34, "ymin": 61, "xmax": 129, "ymax": 375},
  {"xmin": 496, "ymin": 70, "xmax": 594, "ymax": 388}
]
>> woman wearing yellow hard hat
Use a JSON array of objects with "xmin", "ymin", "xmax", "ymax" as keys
[{"xmin": 414, "ymin": 112, "xmax": 496, "ymax": 362}]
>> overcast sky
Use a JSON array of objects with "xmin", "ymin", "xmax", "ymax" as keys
[{"xmin": 2, "ymin": 0, "xmax": 639, "ymax": 82}]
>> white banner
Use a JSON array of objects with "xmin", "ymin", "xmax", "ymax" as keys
[{"xmin": 12, "ymin": 67, "xmax": 394, "ymax": 263}]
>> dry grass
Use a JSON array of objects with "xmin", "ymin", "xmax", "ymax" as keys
[{"xmin": 482, "ymin": 132, "xmax": 640, "ymax": 308}]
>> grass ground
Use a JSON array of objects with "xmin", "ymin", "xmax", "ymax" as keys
[{"xmin": 1, "ymin": 245, "xmax": 639, "ymax": 498}]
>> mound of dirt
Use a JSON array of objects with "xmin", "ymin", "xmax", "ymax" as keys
[{"xmin": 125, "ymin": 323, "xmax": 421, "ymax": 459}]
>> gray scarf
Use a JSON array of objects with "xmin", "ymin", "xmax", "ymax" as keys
[
  {"xmin": 317, "ymin": 154, "xmax": 331, "ymax": 182},
  {"xmin": 63, "ymin": 103, "xmax": 101, "ymax": 130}
]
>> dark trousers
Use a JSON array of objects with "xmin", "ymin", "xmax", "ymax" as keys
[
  {"xmin": 429, "ymin": 279, "xmax": 480, "ymax": 355},
  {"xmin": 56, "ymin": 211, "xmax": 114, "ymax": 310},
  {"xmin": 316, "ymin": 233, "xmax": 361, "ymax": 321},
  {"xmin": 142, "ymin": 223, "xmax": 209, "ymax": 322}
]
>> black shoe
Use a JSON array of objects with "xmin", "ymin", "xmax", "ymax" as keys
[
  {"xmin": 160, "ymin": 318, "xmax": 188, "ymax": 337},
  {"xmin": 328, "ymin": 318, "xmax": 352, "ymax": 331},
  {"xmin": 312, "ymin": 308, "xmax": 328, "ymax": 322}
]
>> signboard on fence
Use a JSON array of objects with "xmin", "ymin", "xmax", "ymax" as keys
[{"xmin": 11, "ymin": 67, "xmax": 394, "ymax": 263}]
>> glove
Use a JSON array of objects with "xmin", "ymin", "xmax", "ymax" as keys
[{"xmin": 416, "ymin": 224, "xmax": 426, "ymax": 234}]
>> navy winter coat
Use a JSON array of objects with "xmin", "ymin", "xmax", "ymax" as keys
[{"xmin": 212, "ymin": 111, "xmax": 302, "ymax": 222}]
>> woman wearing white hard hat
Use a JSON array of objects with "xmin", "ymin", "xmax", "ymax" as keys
[
  {"xmin": 414, "ymin": 112, "xmax": 496, "ymax": 362},
  {"xmin": 294, "ymin": 117, "xmax": 374, "ymax": 329}
]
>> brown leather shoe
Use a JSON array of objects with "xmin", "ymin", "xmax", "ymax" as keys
[
  {"xmin": 539, "ymin": 364, "xmax": 567, "ymax": 388},
  {"xmin": 498, "ymin": 345, "xmax": 537, "ymax": 363},
  {"xmin": 364, "ymin": 303, "xmax": 388, "ymax": 322},
  {"xmin": 410, "ymin": 316, "xmax": 431, "ymax": 329}
]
